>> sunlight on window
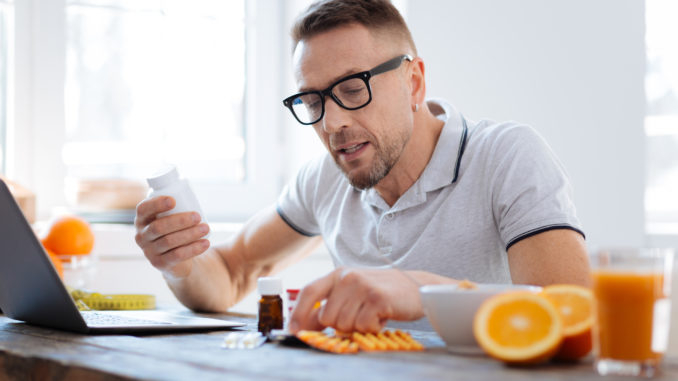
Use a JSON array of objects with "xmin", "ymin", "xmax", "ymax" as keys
[
  {"xmin": 645, "ymin": 0, "xmax": 678, "ymax": 234},
  {"xmin": 63, "ymin": 0, "xmax": 245, "ymax": 184}
]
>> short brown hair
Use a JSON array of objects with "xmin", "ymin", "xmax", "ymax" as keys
[{"xmin": 291, "ymin": 0, "xmax": 417, "ymax": 55}]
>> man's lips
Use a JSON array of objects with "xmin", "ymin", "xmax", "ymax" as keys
[
  {"xmin": 334, "ymin": 142, "xmax": 369, "ymax": 161},
  {"xmin": 340, "ymin": 142, "xmax": 365, "ymax": 153}
]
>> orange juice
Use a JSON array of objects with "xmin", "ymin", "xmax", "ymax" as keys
[{"xmin": 592, "ymin": 271, "xmax": 666, "ymax": 361}]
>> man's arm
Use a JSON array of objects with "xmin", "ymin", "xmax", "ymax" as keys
[
  {"xmin": 507, "ymin": 229, "xmax": 590, "ymax": 286},
  {"xmin": 289, "ymin": 229, "xmax": 591, "ymax": 334},
  {"xmin": 288, "ymin": 267, "xmax": 457, "ymax": 334},
  {"xmin": 135, "ymin": 196, "xmax": 321, "ymax": 312}
]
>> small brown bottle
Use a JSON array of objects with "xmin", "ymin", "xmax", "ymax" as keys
[{"xmin": 257, "ymin": 277, "xmax": 283, "ymax": 335}]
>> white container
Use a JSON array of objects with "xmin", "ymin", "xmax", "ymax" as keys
[
  {"xmin": 258, "ymin": 277, "xmax": 283, "ymax": 296},
  {"xmin": 146, "ymin": 166, "xmax": 207, "ymax": 224},
  {"xmin": 420, "ymin": 283, "xmax": 542, "ymax": 354}
]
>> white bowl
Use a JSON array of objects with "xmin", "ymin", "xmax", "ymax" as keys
[{"xmin": 420, "ymin": 283, "xmax": 542, "ymax": 354}]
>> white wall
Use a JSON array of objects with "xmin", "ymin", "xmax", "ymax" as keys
[{"xmin": 407, "ymin": 0, "xmax": 646, "ymax": 248}]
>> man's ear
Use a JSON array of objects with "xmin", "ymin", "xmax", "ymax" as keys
[{"xmin": 409, "ymin": 57, "xmax": 426, "ymax": 106}]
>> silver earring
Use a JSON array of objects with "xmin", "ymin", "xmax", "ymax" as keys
[{"xmin": 414, "ymin": 104, "xmax": 419, "ymax": 112}]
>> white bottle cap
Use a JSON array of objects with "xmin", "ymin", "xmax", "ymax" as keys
[
  {"xmin": 258, "ymin": 277, "xmax": 282, "ymax": 295},
  {"xmin": 147, "ymin": 166, "xmax": 179, "ymax": 190}
]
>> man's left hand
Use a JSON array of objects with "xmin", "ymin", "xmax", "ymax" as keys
[{"xmin": 288, "ymin": 267, "xmax": 424, "ymax": 334}]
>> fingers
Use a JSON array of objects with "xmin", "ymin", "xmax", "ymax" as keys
[
  {"xmin": 147, "ymin": 222, "xmax": 209, "ymax": 254},
  {"xmin": 290, "ymin": 268, "xmax": 418, "ymax": 334},
  {"xmin": 133, "ymin": 195, "xmax": 209, "ymax": 276},
  {"xmin": 289, "ymin": 272, "xmax": 336, "ymax": 333},
  {"xmin": 354, "ymin": 302, "xmax": 387, "ymax": 334},
  {"xmin": 142, "ymin": 212, "xmax": 203, "ymax": 243},
  {"xmin": 148, "ymin": 239, "xmax": 210, "ymax": 277},
  {"xmin": 135, "ymin": 196, "xmax": 175, "ymax": 229},
  {"xmin": 295, "ymin": 305, "xmax": 324, "ymax": 333},
  {"xmin": 331, "ymin": 299, "xmax": 363, "ymax": 333},
  {"xmin": 318, "ymin": 270, "xmax": 361, "ymax": 331},
  {"xmin": 321, "ymin": 275, "xmax": 389, "ymax": 333},
  {"xmin": 138, "ymin": 217, "xmax": 209, "ymax": 270}
]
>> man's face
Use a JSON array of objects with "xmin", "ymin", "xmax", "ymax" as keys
[{"xmin": 292, "ymin": 25, "xmax": 413, "ymax": 189}]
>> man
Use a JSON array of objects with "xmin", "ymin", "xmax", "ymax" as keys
[{"xmin": 134, "ymin": 0, "xmax": 589, "ymax": 334}]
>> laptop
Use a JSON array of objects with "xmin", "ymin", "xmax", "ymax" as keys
[{"xmin": 0, "ymin": 179, "xmax": 245, "ymax": 333}]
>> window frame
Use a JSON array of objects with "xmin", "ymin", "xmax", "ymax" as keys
[
  {"xmin": 0, "ymin": 0, "xmax": 13, "ymax": 175},
  {"xmin": 644, "ymin": 0, "xmax": 678, "ymax": 247}
]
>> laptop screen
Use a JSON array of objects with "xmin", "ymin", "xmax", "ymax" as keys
[{"xmin": 0, "ymin": 180, "xmax": 88, "ymax": 332}]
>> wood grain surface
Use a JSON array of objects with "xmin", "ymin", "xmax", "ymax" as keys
[{"xmin": 1, "ymin": 315, "xmax": 677, "ymax": 381}]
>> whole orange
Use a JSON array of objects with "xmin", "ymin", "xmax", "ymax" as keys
[{"xmin": 42, "ymin": 215, "xmax": 95, "ymax": 255}]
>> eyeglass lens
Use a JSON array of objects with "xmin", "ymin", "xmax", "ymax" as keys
[{"xmin": 291, "ymin": 77, "xmax": 370, "ymax": 124}]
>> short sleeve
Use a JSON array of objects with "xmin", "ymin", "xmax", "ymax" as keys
[
  {"xmin": 276, "ymin": 156, "xmax": 324, "ymax": 237},
  {"xmin": 488, "ymin": 124, "xmax": 584, "ymax": 249}
]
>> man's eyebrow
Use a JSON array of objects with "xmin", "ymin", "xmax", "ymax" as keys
[{"xmin": 298, "ymin": 67, "xmax": 363, "ymax": 93}]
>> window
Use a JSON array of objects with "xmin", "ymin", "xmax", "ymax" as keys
[
  {"xmin": 0, "ymin": 0, "xmax": 12, "ymax": 175},
  {"xmin": 8, "ymin": 0, "xmax": 285, "ymax": 221},
  {"xmin": 645, "ymin": 0, "xmax": 678, "ymax": 235},
  {"xmin": 64, "ymin": 0, "xmax": 246, "ymax": 184},
  {"xmin": 62, "ymin": 0, "xmax": 251, "ymax": 221},
  {"xmin": 2, "ymin": 0, "xmax": 407, "ymax": 222}
]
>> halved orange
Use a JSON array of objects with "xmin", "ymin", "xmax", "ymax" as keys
[
  {"xmin": 473, "ymin": 291, "xmax": 563, "ymax": 364},
  {"xmin": 540, "ymin": 284, "xmax": 593, "ymax": 361}
]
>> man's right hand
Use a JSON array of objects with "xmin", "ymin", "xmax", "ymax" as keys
[{"xmin": 134, "ymin": 196, "xmax": 211, "ymax": 279}]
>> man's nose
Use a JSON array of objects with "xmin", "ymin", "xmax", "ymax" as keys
[{"xmin": 321, "ymin": 97, "xmax": 350, "ymax": 134}]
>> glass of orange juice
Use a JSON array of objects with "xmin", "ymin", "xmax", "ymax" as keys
[{"xmin": 591, "ymin": 248, "xmax": 674, "ymax": 377}]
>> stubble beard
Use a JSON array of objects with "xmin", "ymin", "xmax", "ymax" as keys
[
  {"xmin": 335, "ymin": 130, "xmax": 410, "ymax": 190},
  {"xmin": 347, "ymin": 151, "xmax": 391, "ymax": 190}
]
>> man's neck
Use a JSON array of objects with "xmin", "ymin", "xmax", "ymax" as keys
[{"xmin": 374, "ymin": 106, "xmax": 445, "ymax": 207}]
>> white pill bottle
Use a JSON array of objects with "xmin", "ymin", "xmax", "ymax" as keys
[{"xmin": 146, "ymin": 166, "xmax": 207, "ymax": 224}]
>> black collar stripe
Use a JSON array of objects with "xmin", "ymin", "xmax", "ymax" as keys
[{"xmin": 451, "ymin": 115, "xmax": 469, "ymax": 184}]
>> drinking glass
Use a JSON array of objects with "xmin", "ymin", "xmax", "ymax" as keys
[{"xmin": 591, "ymin": 248, "xmax": 674, "ymax": 377}]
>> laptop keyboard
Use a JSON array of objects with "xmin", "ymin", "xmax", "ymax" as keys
[{"xmin": 81, "ymin": 311, "xmax": 173, "ymax": 327}]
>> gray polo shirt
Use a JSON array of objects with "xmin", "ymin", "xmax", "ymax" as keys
[{"xmin": 277, "ymin": 99, "xmax": 584, "ymax": 284}]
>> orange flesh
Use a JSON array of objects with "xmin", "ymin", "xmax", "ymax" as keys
[
  {"xmin": 545, "ymin": 290, "xmax": 591, "ymax": 333},
  {"xmin": 487, "ymin": 299, "xmax": 555, "ymax": 348}
]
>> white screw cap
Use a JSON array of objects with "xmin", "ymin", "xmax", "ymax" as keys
[
  {"xmin": 147, "ymin": 166, "xmax": 179, "ymax": 189},
  {"xmin": 258, "ymin": 277, "xmax": 282, "ymax": 295}
]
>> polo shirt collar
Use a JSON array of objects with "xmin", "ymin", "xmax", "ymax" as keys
[
  {"xmin": 361, "ymin": 99, "xmax": 468, "ymax": 211},
  {"xmin": 418, "ymin": 98, "xmax": 468, "ymax": 190}
]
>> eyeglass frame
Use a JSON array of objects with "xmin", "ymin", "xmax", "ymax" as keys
[{"xmin": 282, "ymin": 54, "xmax": 414, "ymax": 125}]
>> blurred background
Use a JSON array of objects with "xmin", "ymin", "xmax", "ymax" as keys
[{"xmin": 0, "ymin": 0, "xmax": 677, "ymax": 330}]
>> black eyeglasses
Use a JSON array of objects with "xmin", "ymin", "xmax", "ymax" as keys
[{"xmin": 283, "ymin": 54, "xmax": 413, "ymax": 125}]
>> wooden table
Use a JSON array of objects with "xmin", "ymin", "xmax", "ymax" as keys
[{"xmin": 1, "ymin": 313, "xmax": 677, "ymax": 381}]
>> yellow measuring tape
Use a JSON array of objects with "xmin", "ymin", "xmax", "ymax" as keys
[{"xmin": 69, "ymin": 289, "xmax": 156, "ymax": 311}]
